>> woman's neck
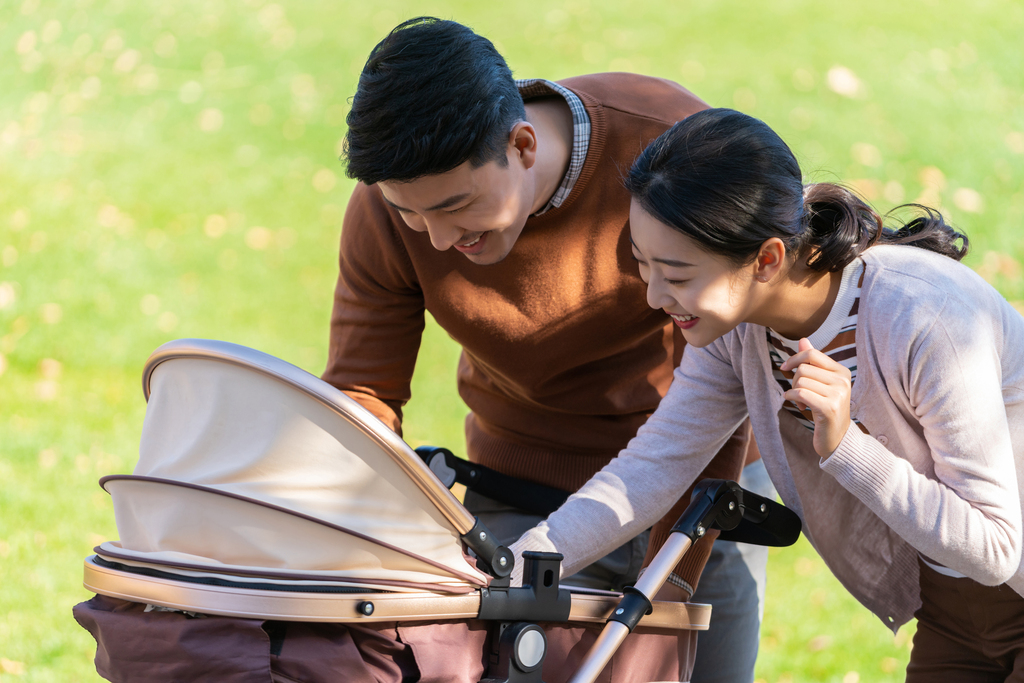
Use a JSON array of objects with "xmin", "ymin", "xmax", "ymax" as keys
[{"xmin": 758, "ymin": 264, "xmax": 843, "ymax": 340}]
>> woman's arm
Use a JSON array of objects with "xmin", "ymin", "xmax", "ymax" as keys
[
  {"xmin": 822, "ymin": 297, "xmax": 1022, "ymax": 585},
  {"xmin": 510, "ymin": 335, "xmax": 750, "ymax": 582}
]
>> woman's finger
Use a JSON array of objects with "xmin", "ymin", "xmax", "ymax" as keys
[
  {"xmin": 790, "ymin": 361, "xmax": 851, "ymax": 388},
  {"xmin": 780, "ymin": 338, "xmax": 849, "ymax": 374}
]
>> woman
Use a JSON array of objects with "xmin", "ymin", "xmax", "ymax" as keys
[{"xmin": 511, "ymin": 108, "xmax": 1024, "ymax": 680}]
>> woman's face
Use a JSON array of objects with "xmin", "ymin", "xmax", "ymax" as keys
[{"xmin": 629, "ymin": 202, "xmax": 760, "ymax": 348}]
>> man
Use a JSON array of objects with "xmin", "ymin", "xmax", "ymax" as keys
[{"xmin": 324, "ymin": 17, "xmax": 757, "ymax": 681}]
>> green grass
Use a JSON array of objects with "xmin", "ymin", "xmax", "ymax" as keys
[{"xmin": 1, "ymin": 0, "xmax": 1022, "ymax": 680}]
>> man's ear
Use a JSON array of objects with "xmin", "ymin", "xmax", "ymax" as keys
[{"xmin": 509, "ymin": 121, "xmax": 538, "ymax": 170}]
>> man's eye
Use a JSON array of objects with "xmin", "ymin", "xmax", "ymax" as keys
[{"xmin": 446, "ymin": 205, "xmax": 467, "ymax": 215}]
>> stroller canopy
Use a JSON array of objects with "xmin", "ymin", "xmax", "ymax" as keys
[{"xmin": 98, "ymin": 339, "xmax": 490, "ymax": 593}]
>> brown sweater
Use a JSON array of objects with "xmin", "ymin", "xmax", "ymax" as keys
[{"xmin": 323, "ymin": 73, "xmax": 747, "ymax": 590}]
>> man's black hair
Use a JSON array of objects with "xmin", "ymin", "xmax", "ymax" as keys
[{"xmin": 343, "ymin": 17, "xmax": 526, "ymax": 185}]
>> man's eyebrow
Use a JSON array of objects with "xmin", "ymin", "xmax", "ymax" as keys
[
  {"xmin": 425, "ymin": 192, "xmax": 471, "ymax": 212},
  {"xmin": 380, "ymin": 194, "xmax": 410, "ymax": 212},
  {"xmin": 380, "ymin": 192, "xmax": 472, "ymax": 213}
]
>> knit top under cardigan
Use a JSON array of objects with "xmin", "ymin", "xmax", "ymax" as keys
[{"xmin": 511, "ymin": 244, "xmax": 1024, "ymax": 630}]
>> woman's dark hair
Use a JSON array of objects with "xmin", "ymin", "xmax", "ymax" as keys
[
  {"xmin": 344, "ymin": 17, "xmax": 526, "ymax": 185},
  {"xmin": 625, "ymin": 108, "xmax": 969, "ymax": 270}
]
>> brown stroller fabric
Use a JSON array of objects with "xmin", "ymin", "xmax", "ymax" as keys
[
  {"xmin": 75, "ymin": 340, "xmax": 703, "ymax": 682},
  {"xmin": 74, "ymin": 595, "xmax": 694, "ymax": 683}
]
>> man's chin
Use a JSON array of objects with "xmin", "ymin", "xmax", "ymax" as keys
[{"xmin": 462, "ymin": 249, "xmax": 508, "ymax": 266}]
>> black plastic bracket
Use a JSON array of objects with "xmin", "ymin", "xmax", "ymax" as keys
[
  {"xmin": 606, "ymin": 586, "xmax": 653, "ymax": 633},
  {"xmin": 670, "ymin": 479, "xmax": 745, "ymax": 541},
  {"xmin": 478, "ymin": 551, "xmax": 571, "ymax": 623},
  {"xmin": 462, "ymin": 517, "xmax": 514, "ymax": 580}
]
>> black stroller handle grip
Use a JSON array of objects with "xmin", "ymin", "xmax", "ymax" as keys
[
  {"xmin": 716, "ymin": 486, "xmax": 801, "ymax": 547},
  {"xmin": 415, "ymin": 446, "xmax": 571, "ymax": 516},
  {"xmin": 670, "ymin": 479, "xmax": 801, "ymax": 547}
]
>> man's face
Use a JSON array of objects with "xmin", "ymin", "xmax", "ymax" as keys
[{"xmin": 377, "ymin": 147, "xmax": 536, "ymax": 265}]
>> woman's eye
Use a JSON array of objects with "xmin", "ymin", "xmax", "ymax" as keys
[
  {"xmin": 666, "ymin": 279, "xmax": 689, "ymax": 286},
  {"xmin": 446, "ymin": 205, "xmax": 467, "ymax": 215}
]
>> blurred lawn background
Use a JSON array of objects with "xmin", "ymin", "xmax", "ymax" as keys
[{"xmin": 1, "ymin": 0, "xmax": 1022, "ymax": 680}]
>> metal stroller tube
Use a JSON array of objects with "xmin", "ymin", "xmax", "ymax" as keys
[
  {"xmin": 569, "ymin": 479, "xmax": 802, "ymax": 683},
  {"xmin": 569, "ymin": 532, "xmax": 693, "ymax": 683}
]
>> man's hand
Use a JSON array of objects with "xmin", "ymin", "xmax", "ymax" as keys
[{"xmin": 780, "ymin": 338, "xmax": 852, "ymax": 458}]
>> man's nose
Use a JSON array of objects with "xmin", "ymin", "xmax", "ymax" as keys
[{"xmin": 423, "ymin": 217, "xmax": 462, "ymax": 252}]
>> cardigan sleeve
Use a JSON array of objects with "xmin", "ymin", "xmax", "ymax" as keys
[
  {"xmin": 822, "ymin": 294, "xmax": 1022, "ymax": 585},
  {"xmin": 510, "ymin": 334, "xmax": 750, "ymax": 582},
  {"xmin": 321, "ymin": 183, "xmax": 426, "ymax": 435}
]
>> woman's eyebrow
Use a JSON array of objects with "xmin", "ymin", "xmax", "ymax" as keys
[
  {"xmin": 652, "ymin": 257, "xmax": 695, "ymax": 267},
  {"xmin": 628, "ymin": 237, "xmax": 694, "ymax": 267}
]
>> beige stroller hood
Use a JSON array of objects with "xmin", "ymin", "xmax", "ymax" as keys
[
  {"xmin": 79, "ymin": 339, "xmax": 714, "ymax": 683},
  {"xmin": 96, "ymin": 338, "xmax": 490, "ymax": 592}
]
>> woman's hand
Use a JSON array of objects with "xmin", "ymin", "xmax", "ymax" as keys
[{"xmin": 780, "ymin": 338, "xmax": 852, "ymax": 458}]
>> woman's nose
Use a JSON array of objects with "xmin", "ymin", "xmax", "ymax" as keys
[{"xmin": 645, "ymin": 278, "xmax": 672, "ymax": 311}]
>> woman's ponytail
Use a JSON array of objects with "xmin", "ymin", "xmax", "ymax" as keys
[
  {"xmin": 801, "ymin": 184, "xmax": 969, "ymax": 270},
  {"xmin": 802, "ymin": 183, "xmax": 884, "ymax": 272},
  {"xmin": 881, "ymin": 205, "xmax": 969, "ymax": 261}
]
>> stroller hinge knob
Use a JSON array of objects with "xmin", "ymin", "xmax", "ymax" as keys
[
  {"xmin": 357, "ymin": 601, "xmax": 374, "ymax": 616},
  {"xmin": 696, "ymin": 525, "xmax": 705, "ymax": 537},
  {"xmin": 728, "ymin": 501, "xmax": 736, "ymax": 510}
]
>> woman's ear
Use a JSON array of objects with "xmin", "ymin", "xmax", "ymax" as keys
[
  {"xmin": 509, "ymin": 121, "xmax": 538, "ymax": 170},
  {"xmin": 753, "ymin": 238, "xmax": 786, "ymax": 283}
]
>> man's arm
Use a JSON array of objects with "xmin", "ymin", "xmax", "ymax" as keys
[{"xmin": 322, "ymin": 183, "xmax": 426, "ymax": 434}]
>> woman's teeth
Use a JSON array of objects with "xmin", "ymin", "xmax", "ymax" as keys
[{"xmin": 671, "ymin": 314, "xmax": 696, "ymax": 322}]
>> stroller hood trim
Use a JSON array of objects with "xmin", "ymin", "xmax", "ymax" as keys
[{"xmin": 101, "ymin": 474, "xmax": 487, "ymax": 590}]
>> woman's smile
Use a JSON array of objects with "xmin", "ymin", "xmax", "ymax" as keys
[{"xmin": 669, "ymin": 313, "xmax": 699, "ymax": 329}]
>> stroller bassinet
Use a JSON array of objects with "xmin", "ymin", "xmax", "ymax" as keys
[{"xmin": 74, "ymin": 339, "xmax": 713, "ymax": 683}]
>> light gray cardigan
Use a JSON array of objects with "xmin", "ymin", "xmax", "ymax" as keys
[{"xmin": 511, "ymin": 245, "xmax": 1024, "ymax": 630}]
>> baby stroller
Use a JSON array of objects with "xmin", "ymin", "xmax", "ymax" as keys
[{"xmin": 74, "ymin": 339, "xmax": 800, "ymax": 683}]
